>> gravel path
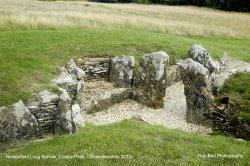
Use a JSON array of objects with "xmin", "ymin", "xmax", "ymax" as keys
[
  {"xmin": 83, "ymin": 56, "xmax": 250, "ymax": 135},
  {"xmin": 84, "ymin": 81, "xmax": 212, "ymax": 135}
]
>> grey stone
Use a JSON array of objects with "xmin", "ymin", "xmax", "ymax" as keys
[
  {"xmin": 51, "ymin": 72, "xmax": 78, "ymax": 100},
  {"xmin": 75, "ymin": 57, "xmax": 111, "ymax": 81},
  {"xmin": 87, "ymin": 88, "xmax": 132, "ymax": 114},
  {"xmin": 188, "ymin": 44, "xmax": 220, "ymax": 74},
  {"xmin": 109, "ymin": 56, "xmax": 134, "ymax": 88},
  {"xmin": 180, "ymin": 58, "xmax": 214, "ymax": 126},
  {"xmin": 54, "ymin": 88, "xmax": 75, "ymax": 134},
  {"xmin": 0, "ymin": 101, "xmax": 39, "ymax": 144},
  {"xmin": 71, "ymin": 104, "xmax": 84, "ymax": 128},
  {"xmin": 66, "ymin": 59, "xmax": 86, "ymax": 80},
  {"xmin": 132, "ymin": 51, "xmax": 169, "ymax": 108},
  {"xmin": 28, "ymin": 90, "xmax": 60, "ymax": 136},
  {"xmin": 165, "ymin": 64, "xmax": 181, "ymax": 87}
]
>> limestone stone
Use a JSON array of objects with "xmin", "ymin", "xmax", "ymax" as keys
[
  {"xmin": 165, "ymin": 64, "xmax": 181, "ymax": 87},
  {"xmin": 51, "ymin": 72, "xmax": 79, "ymax": 100},
  {"xmin": 28, "ymin": 90, "xmax": 60, "ymax": 136},
  {"xmin": 71, "ymin": 104, "xmax": 84, "ymax": 128},
  {"xmin": 180, "ymin": 58, "xmax": 214, "ymax": 126},
  {"xmin": 75, "ymin": 57, "xmax": 111, "ymax": 81},
  {"xmin": 66, "ymin": 59, "xmax": 86, "ymax": 80},
  {"xmin": 188, "ymin": 44, "xmax": 220, "ymax": 74},
  {"xmin": 54, "ymin": 88, "xmax": 75, "ymax": 135},
  {"xmin": 0, "ymin": 101, "xmax": 39, "ymax": 144},
  {"xmin": 109, "ymin": 56, "xmax": 134, "ymax": 88},
  {"xmin": 132, "ymin": 51, "xmax": 169, "ymax": 108}
]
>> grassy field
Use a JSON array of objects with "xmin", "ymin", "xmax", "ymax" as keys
[
  {"xmin": 0, "ymin": 29, "xmax": 250, "ymax": 106},
  {"xmin": 0, "ymin": 0, "xmax": 250, "ymax": 38},
  {"xmin": 0, "ymin": 120, "xmax": 249, "ymax": 165}
]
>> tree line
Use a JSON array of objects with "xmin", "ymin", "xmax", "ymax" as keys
[{"xmin": 90, "ymin": 0, "xmax": 250, "ymax": 12}]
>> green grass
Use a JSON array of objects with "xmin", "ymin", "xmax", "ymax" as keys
[
  {"xmin": 217, "ymin": 72, "xmax": 250, "ymax": 121},
  {"xmin": 0, "ymin": 120, "xmax": 249, "ymax": 165},
  {"xmin": 0, "ymin": 29, "xmax": 250, "ymax": 106}
]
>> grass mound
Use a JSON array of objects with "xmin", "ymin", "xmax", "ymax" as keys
[{"xmin": 0, "ymin": 120, "xmax": 249, "ymax": 165}]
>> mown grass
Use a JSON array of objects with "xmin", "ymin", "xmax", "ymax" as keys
[
  {"xmin": 0, "ymin": 120, "xmax": 249, "ymax": 165},
  {"xmin": 0, "ymin": 29, "xmax": 250, "ymax": 106},
  {"xmin": 217, "ymin": 72, "xmax": 250, "ymax": 121}
]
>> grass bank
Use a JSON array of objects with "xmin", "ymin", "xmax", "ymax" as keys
[
  {"xmin": 0, "ymin": 120, "xmax": 249, "ymax": 165},
  {"xmin": 217, "ymin": 73, "xmax": 250, "ymax": 121},
  {"xmin": 0, "ymin": 29, "xmax": 250, "ymax": 106}
]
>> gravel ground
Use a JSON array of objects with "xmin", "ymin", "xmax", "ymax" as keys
[
  {"xmin": 83, "ymin": 56, "xmax": 250, "ymax": 135},
  {"xmin": 84, "ymin": 81, "xmax": 212, "ymax": 135}
]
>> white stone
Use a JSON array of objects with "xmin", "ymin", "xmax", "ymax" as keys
[{"xmin": 72, "ymin": 104, "xmax": 84, "ymax": 127}]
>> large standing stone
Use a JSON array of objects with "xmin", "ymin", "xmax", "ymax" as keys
[
  {"xmin": 54, "ymin": 88, "xmax": 75, "ymax": 135},
  {"xmin": 0, "ymin": 101, "xmax": 39, "ymax": 144},
  {"xmin": 109, "ymin": 56, "xmax": 134, "ymax": 88},
  {"xmin": 132, "ymin": 51, "xmax": 169, "ymax": 108},
  {"xmin": 188, "ymin": 44, "xmax": 220, "ymax": 74},
  {"xmin": 180, "ymin": 58, "xmax": 214, "ymax": 125}
]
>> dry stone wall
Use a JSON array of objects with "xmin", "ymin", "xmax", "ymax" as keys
[
  {"xmin": 75, "ymin": 57, "xmax": 111, "ymax": 82},
  {"xmin": 28, "ymin": 91, "xmax": 60, "ymax": 136}
]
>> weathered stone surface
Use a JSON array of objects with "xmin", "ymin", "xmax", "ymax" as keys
[
  {"xmin": 51, "ymin": 72, "xmax": 79, "ymax": 100},
  {"xmin": 132, "ymin": 51, "xmax": 169, "ymax": 108},
  {"xmin": 0, "ymin": 101, "xmax": 39, "ymax": 144},
  {"xmin": 75, "ymin": 57, "xmax": 111, "ymax": 82},
  {"xmin": 66, "ymin": 59, "xmax": 86, "ymax": 80},
  {"xmin": 54, "ymin": 88, "xmax": 75, "ymax": 134},
  {"xmin": 188, "ymin": 44, "xmax": 220, "ymax": 74},
  {"xmin": 78, "ymin": 81, "xmax": 132, "ymax": 114},
  {"xmin": 87, "ymin": 88, "xmax": 132, "ymax": 114},
  {"xmin": 180, "ymin": 58, "xmax": 214, "ymax": 126},
  {"xmin": 72, "ymin": 104, "xmax": 84, "ymax": 128},
  {"xmin": 165, "ymin": 64, "xmax": 181, "ymax": 87},
  {"xmin": 28, "ymin": 90, "xmax": 60, "ymax": 136},
  {"xmin": 109, "ymin": 56, "xmax": 134, "ymax": 88}
]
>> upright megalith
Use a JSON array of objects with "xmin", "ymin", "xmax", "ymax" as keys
[
  {"xmin": 0, "ymin": 101, "xmax": 39, "ymax": 144},
  {"xmin": 132, "ymin": 51, "xmax": 169, "ymax": 108},
  {"xmin": 54, "ymin": 88, "xmax": 76, "ymax": 135},
  {"xmin": 109, "ymin": 56, "xmax": 135, "ymax": 88},
  {"xmin": 180, "ymin": 58, "xmax": 214, "ymax": 125},
  {"xmin": 188, "ymin": 44, "xmax": 220, "ymax": 74}
]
